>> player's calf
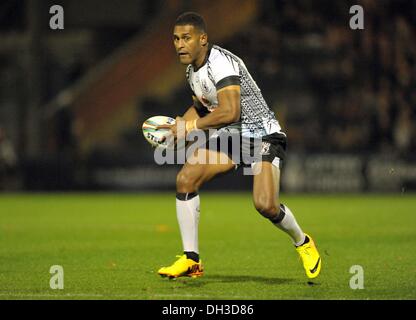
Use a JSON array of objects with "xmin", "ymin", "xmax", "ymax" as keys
[{"xmin": 253, "ymin": 195, "xmax": 281, "ymax": 220}]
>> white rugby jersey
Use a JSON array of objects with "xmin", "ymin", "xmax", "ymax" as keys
[{"xmin": 186, "ymin": 44, "xmax": 285, "ymax": 138}]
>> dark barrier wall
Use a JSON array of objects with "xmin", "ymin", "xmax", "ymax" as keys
[{"xmin": 19, "ymin": 152, "xmax": 416, "ymax": 193}]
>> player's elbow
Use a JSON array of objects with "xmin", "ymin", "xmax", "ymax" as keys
[
  {"xmin": 229, "ymin": 109, "xmax": 240, "ymax": 123},
  {"xmin": 222, "ymin": 107, "xmax": 240, "ymax": 124},
  {"xmin": 220, "ymin": 114, "xmax": 236, "ymax": 125}
]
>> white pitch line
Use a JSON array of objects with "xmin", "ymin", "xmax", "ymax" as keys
[
  {"xmin": 152, "ymin": 293, "xmax": 253, "ymax": 299},
  {"xmin": 0, "ymin": 292, "xmax": 254, "ymax": 299},
  {"xmin": 0, "ymin": 293, "xmax": 104, "ymax": 298}
]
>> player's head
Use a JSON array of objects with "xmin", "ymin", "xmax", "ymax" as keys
[{"xmin": 173, "ymin": 12, "xmax": 208, "ymax": 66}]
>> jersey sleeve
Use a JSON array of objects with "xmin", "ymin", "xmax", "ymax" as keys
[{"xmin": 209, "ymin": 51, "xmax": 240, "ymax": 90}]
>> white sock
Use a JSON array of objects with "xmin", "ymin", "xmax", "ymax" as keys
[
  {"xmin": 176, "ymin": 192, "xmax": 200, "ymax": 254},
  {"xmin": 272, "ymin": 204, "xmax": 305, "ymax": 246}
]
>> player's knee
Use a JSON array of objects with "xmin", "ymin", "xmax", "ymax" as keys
[
  {"xmin": 253, "ymin": 196, "xmax": 279, "ymax": 219},
  {"xmin": 176, "ymin": 170, "xmax": 199, "ymax": 192}
]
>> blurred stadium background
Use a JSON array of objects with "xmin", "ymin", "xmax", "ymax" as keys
[
  {"xmin": 1, "ymin": 0, "xmax": 416, "ymax": 301},
  {"xmin": 0, "ymin": 0, "xmax": 415, "ymax": 193}
]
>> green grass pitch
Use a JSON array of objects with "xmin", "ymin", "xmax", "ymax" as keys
[{"xmin": 0, "ymin": 193, "xmax": 415, "ymax": 300}]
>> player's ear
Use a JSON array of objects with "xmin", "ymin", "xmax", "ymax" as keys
[{"xmin": 200, "ymin": 33, "xmax": 208, "ymax": 46}]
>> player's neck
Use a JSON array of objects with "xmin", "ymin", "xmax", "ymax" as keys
[{"xmin": 192, "ymin": 44, "xmax": 210, "ymax": 71}]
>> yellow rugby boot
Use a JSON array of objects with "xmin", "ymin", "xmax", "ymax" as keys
[
  {"xmin": 158, "ymin": 255, "xmax": 203, "ymax": 279},
  {"xmin": 296, "ymin": 234, "xmax": 322, "ymax": 279}
]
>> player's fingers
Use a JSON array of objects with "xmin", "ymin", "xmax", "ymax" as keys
[{"xmin": 156, "ymin": 124, "xmax": 172, "ymax": 130}]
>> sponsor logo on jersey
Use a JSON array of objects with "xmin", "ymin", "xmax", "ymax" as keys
[
  {"xmin": 260, "ymin": 142, "xmax": 271, "ymax": 155},
  {"xmin": 201, "ymin": 79, "xmax": 211, "ymax": 94}
]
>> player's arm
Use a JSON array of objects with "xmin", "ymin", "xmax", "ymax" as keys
[
  {"xmin": 157, "ymin": 96, "xmax": 205, "ymax": 139},
  {"xmin": 181, "ymin": 95, "xmax": 207, "ymax": 121},
  {"xmin": 186, "ymin": 85, "xmax": 240, "ymax": 132},
  {"xmin": 182, "ymin": 106, "xmax": 200, "ymax": 121}
]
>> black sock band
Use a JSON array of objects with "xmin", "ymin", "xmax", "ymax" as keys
[
  {"xmin": 269, "ymin": 203, "xmax": 286, "ymax": 224},
  {"xmin": 176, "ymin": 192, "xmax": 198, "ymax": 201},
  {"xmin": 295, "ymin": 235, "xmax": 309, "ymax": 247},
  {"xmin": 184, "ymin": 251, "xmax": 199, "ymax": 262}
]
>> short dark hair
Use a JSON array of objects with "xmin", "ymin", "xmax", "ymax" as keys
[{"xmin": 175, "ymin": 12, "xmax": 207, "ymax": 33}]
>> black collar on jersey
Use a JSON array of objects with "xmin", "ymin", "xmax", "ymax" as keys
[{"xmin": 193, "ymin": 43, "xmax": 213, "ymax": 72}]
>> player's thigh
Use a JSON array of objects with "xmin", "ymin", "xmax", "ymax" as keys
[
  {"xmin": 177, "ymin": 148, "xmax": 235, "ymax": 188},
  {"xmin": 252, "ymin": 162, "xmax": 281, "ymax": 209}
]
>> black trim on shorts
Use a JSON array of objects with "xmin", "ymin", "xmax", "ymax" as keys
[
  {"xmin": 257, "ymin": 133, "xmax": 287, "ymax": 166},
  {"xmin": 197, "ymin": 131, "xmax": 287, "ymax": 169}
]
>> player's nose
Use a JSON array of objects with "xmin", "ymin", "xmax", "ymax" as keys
[{"xmin": 177, "ymin": 39, "xmax": 187, "ymax": 49}]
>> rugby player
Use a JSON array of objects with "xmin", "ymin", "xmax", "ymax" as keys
[{"xmin": 157, "ymin": 12, "xmax": 321, "ymax": 279}]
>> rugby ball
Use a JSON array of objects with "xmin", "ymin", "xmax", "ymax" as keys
[{"xmin": 142, "ymin": 116, "xmax": 175, "ymax": 149}]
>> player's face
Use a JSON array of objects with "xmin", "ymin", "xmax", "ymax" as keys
[{"xmin": 173, "ymin": 25, "xmax": 206, "ymax": 65}]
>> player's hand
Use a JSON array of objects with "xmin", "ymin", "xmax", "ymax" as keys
[{"xmin": 157, "ymin": 116, "xmax": 186, "ymax": 143}]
